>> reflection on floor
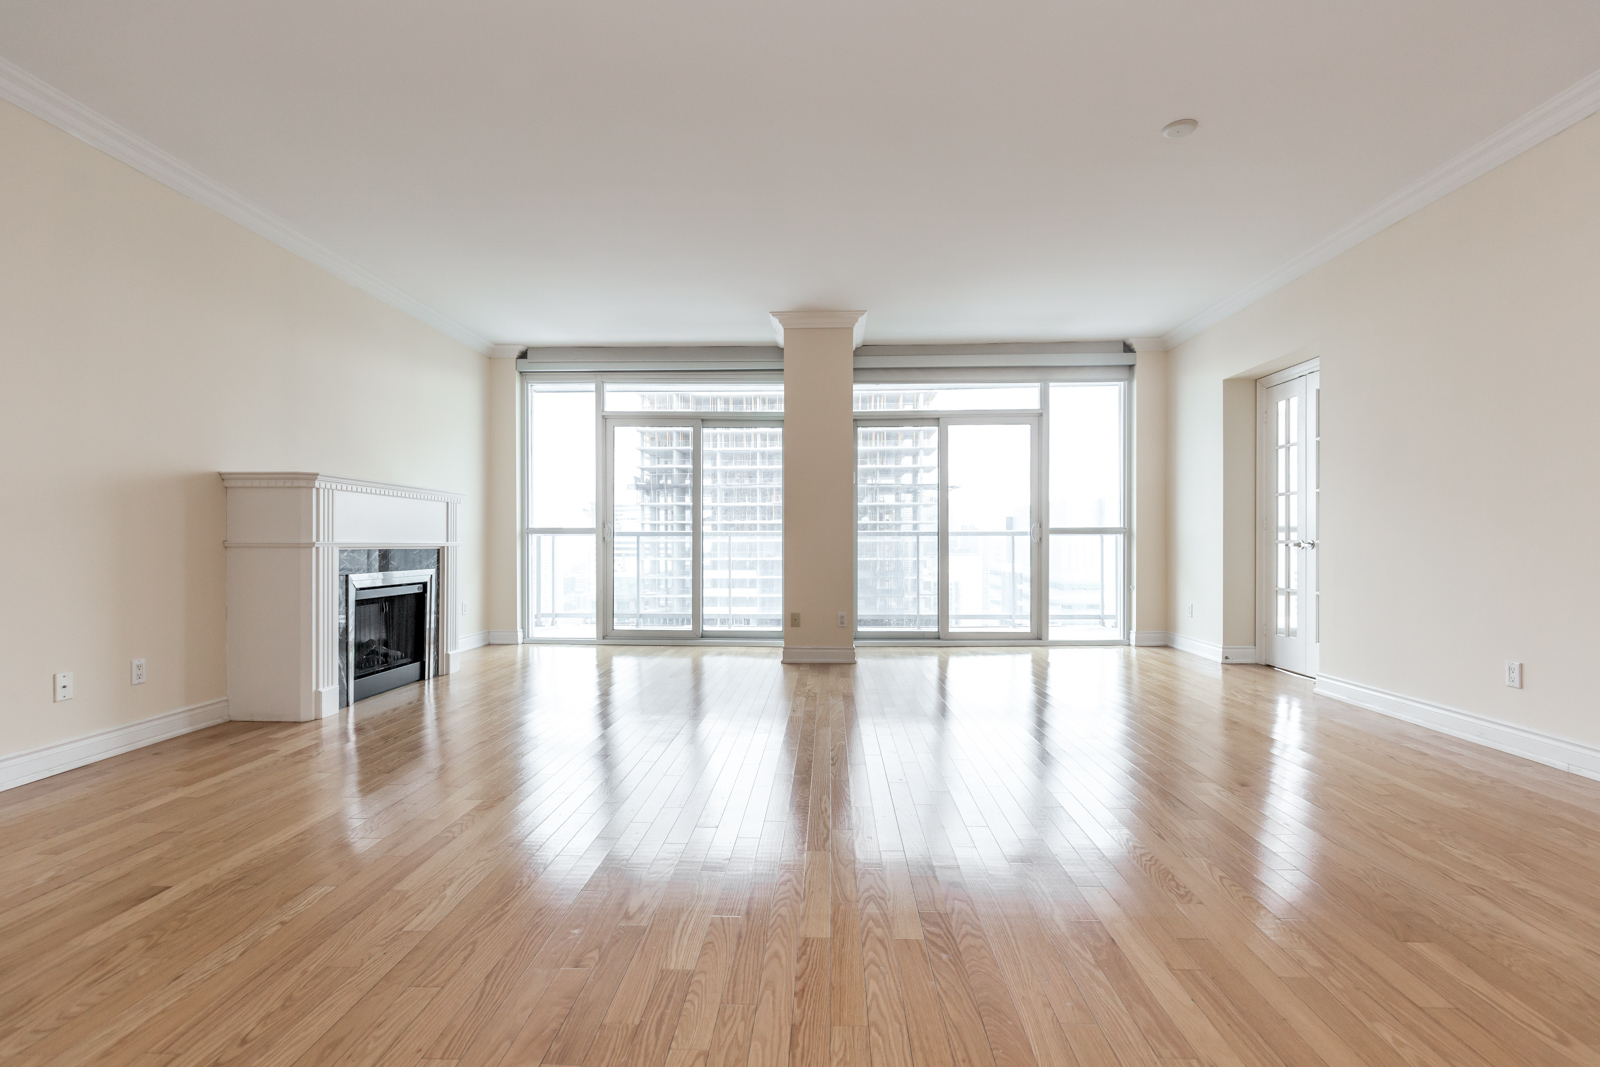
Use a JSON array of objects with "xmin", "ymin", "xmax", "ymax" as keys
[{"xmin": 2, "ymin": 644, "xmax": 1599, "ymax": 1067}]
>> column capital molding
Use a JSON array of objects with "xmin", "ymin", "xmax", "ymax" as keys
[{"xmin": 770, "ymin": 310, "xmax": 867, "ymax": 348}]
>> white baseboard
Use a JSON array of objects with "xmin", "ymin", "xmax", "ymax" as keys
[
  {"xmin": 457, "ymin": 630, "xmax": 489, "ymax": 651},
  {"xmin": 0, "ymin": 698, "xmax": 231, "ymax": 793},
  {"xmin": 781, "ymin": 646, "xmax": 858, "ymax": 664},
  {"xmin": 1160, "ymin": 631, "xmax": 1258, "ymax": 664},
  {"xmin": 1167, "ymin": 631, "xmax": 1222, "ymax": 660},
  {"xmin": 1132, "ymin": 630, "xmax": 1170, "ymax": 647},
  {"xmin": 488, "ymin": 629, "xmax": 523, "ymax": 645},
  {"xmin": 1315, "ymin": 674, "xmax": 1600, "ymax": 782}
]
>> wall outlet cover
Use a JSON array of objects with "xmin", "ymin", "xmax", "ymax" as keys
[
  {"xmin": 54, "ymin": 672, "xmax": 74, "ymax": 701},
  {"xmin": 1505, "ymin": 660, "xmax": 1523, "ymax": 688},
  {"xmin": 789, "ymin": 612, "xmax": 801, "ymax": 627},
  {"xmin": 131, "ymin": 658, "xmax": 146, "ymax": 685}
]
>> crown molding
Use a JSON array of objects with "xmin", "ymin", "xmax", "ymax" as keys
[
  {"xmin": 1162, "ymin": 66, "xmax": 1600, "ymax": 349},
  {"xmin": 770, "ymin": 311, "xmax": 868, "ymax": 348},
  {"xmin": 0, "ymin": 56, "xmax": 493, "ymax": 355}
]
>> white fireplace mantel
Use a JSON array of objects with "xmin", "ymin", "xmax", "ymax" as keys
[{"xmin": 221, "ymin": 472, "xmax": 464, "ymax": 721}]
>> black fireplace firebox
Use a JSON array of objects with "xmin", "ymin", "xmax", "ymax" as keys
[{"xmin": 347, "ymin": 569, "xmax": 436, "ymax": 702}]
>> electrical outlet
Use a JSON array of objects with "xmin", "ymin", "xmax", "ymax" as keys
[
  {"xmin": 1187, "ymin": 603, "xmax": 1195, "ymax": 618},
  {"xmin": 837, "ymin": 612, "xmax": 847, "ymax": 627},
  {"xmin": 131, "ymin": 658, "xmax": 146, "ymax": 685},
  {"xmin": 789, "ymin": 612, "xmax": 801, "ymax": 627},
  {"xmin": 54, "ymin": 672, "xmax": 74, "ymax": 701},
  {"xmin": 1505, "ymin": 661, "xmax": 1523, "ymax": 689}
]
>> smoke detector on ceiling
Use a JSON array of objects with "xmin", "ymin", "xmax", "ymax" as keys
[{"xmin": 1162, "ymin": 118, "xmax": 1199, "ymax": 138}]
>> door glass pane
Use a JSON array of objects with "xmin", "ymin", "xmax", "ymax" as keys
[
  {"xmin": 948, "ymin": 424, "xmax": 1032, "ymax": 633},
  {"xmin": 613, "ymin": 425, "xmax": 694, "ymax": 630},
  {"xmin": 530, "ymin": 385, "xmax": 596, "ymax": 528},
  {"xmin": 1274, "ymin": 395, "xmax": 1298, "ymax": 637},
  {"xmin": 528, "ymin": 534, "xmax": 596, "ymax": 638},
  {"xmin": 853, "ymin": 384, "xmax": 1039, "ymax": 411},
  {"xmin": 856, "ymin": 425, "xmax": 938, "ymax": 631},
  {"xmin": 1049, "ymin": 383, "xmax": 1122, "ymax": 528},
  {"xmin": 605, "ymin": 384, "xmax": 783, "ymax": 412},
  {"xmin": 1049, "ymin": 534, "xmax": 1122, "ymax": 638},
  {"xmin": 702, "ymin": 426, "xmax": 783, "ymax": 631}
]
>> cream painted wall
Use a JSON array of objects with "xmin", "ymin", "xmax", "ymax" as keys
[
  {"xmin": 483, "ymin": 357, "xmax": 523, "ymax": 640},
  {"xmin": 1168, "ymin": 109, "xmax": 1600, "ymax": 747},
  {"xmin": 1131, "ymin": 351, "xmax": 1170, "ymax": 638},
  {"xmin": 782, "ymin": 326, "xmax": 857, "ymax": 656},
  {"xmin": 0, "ymin": 99, "xmax": 488, "ymax": 759}
]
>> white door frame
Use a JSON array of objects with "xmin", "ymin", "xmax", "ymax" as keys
[{"xmin": 1256, "ymin": 358, "xmax": 1320, "ymax": 673}]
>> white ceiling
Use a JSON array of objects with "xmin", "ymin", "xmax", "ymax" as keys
[{"xmin": 3, "ymin": 1, "xmax": 1599, "ymax": 349}]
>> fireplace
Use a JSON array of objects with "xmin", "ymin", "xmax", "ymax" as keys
[
  {"xmin": 347, "ymin": 569, "xmax": 436, "ymax": 703},
  {"xmin": 223, "ymin": 473, "xmax": 463, "ymax": 722}
]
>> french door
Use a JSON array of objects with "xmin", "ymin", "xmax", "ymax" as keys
[
  {"xmin": 856, "ymin": 415, "xmax": 1041, "ymax": 639},
  {"xmin": 1260, "ymin": 366, "xmax": 1320, "ymax": 674},
  {"xmin": 602, "ymin": 416, "xmax": 783, "ymax": 638}
]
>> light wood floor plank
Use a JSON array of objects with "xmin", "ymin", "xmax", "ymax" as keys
[{"xmin": 1, "ymin": 645, "xmax": 1598, "ymax": 1067}]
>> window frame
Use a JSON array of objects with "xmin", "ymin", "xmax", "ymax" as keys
[
  {"xmin": 522, "ymin": 367, "xmax": 1131, "ymax": 646},
  {"xmin": 1043, "ymin": 379, "xmax": 1130, "ymax": 643},
  {"xmin": 851, "ymin": 368, "xmax": 1130, "ymax": 646},
  {"xmin": 523, "ymin": 372, "xmax": 786, "ymax": 644}
]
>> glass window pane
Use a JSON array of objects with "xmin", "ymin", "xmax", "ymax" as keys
[
  {"xmin": 528, "ymin": 534, "xmax": 596, "ymax": 638},
  {"xmin": 702, "ymin": 426, "xmax": 783, "ymax": 631},
  {"xmin": 856, "ymin": 425, "xmax": 938, "ymax": 631},
  {"xmin": 530, "ymin": 385, "xmax": 596, "ymax": 528},
  {"xmin": 605, "ymin": 384, "xmax": 783, "ymax": 412},
  {"xmin": 613, "ymin": 425, "xmax": 694, "ymax": 630},
  {"xmin": 1048, "ymin": 383, "xmax": 1122, "ymax": 528},
  {"xmin": 853, "ymin": 384, "xmax": 1039, "ymax": 411},
  {"xmin": 1049, "ymin": 534, "xmax": 1123, "ymax": 639},
  {"xmin": 947, "ymin": 424, "xmax": 1032, "ymax": 633}
]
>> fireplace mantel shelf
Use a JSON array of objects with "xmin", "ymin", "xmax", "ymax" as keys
[{"xmin": 220, "ymin": 471, "xmax": 463, "ymax": 503}]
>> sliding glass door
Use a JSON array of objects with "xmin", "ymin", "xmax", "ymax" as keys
[
  {"xmin": 601, "ymin": 412, "xmax": 783, "ymax": 639},
  {"xmin": 701, "ymin": 425, "xmax": 784, "ymax": 632},
  {"xmin": 855, "ymin": 393, "xmax": 1043, "ymax": 640},
  {"xmin": 856, "ymin": 423, "xmax": 939, "ymax": 632},
  {"xmin": 946, "ymin": 420, "xmax": 1037, "ymax": 635},
  {"xmin": 609, "ymin": 422, "xmax": 696, "ymax": 633}
]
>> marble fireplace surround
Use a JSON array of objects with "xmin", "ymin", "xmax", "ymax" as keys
[{"xmin": 222, "ymin": 472, "xmax": 463, "ymax": 721}]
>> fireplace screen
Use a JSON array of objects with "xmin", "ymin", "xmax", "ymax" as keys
[
  {"xmin": 354, "ymin": 585, "xmax": 425, "ymax": 677},
  {"xmin": 347, "ymin": 569, "xmax": 436, "ymax": 703}
]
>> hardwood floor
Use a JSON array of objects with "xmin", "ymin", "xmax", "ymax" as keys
[{"xmin": 3, "ymin": 645, "xmax": 1600, "ymax": 1067}]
